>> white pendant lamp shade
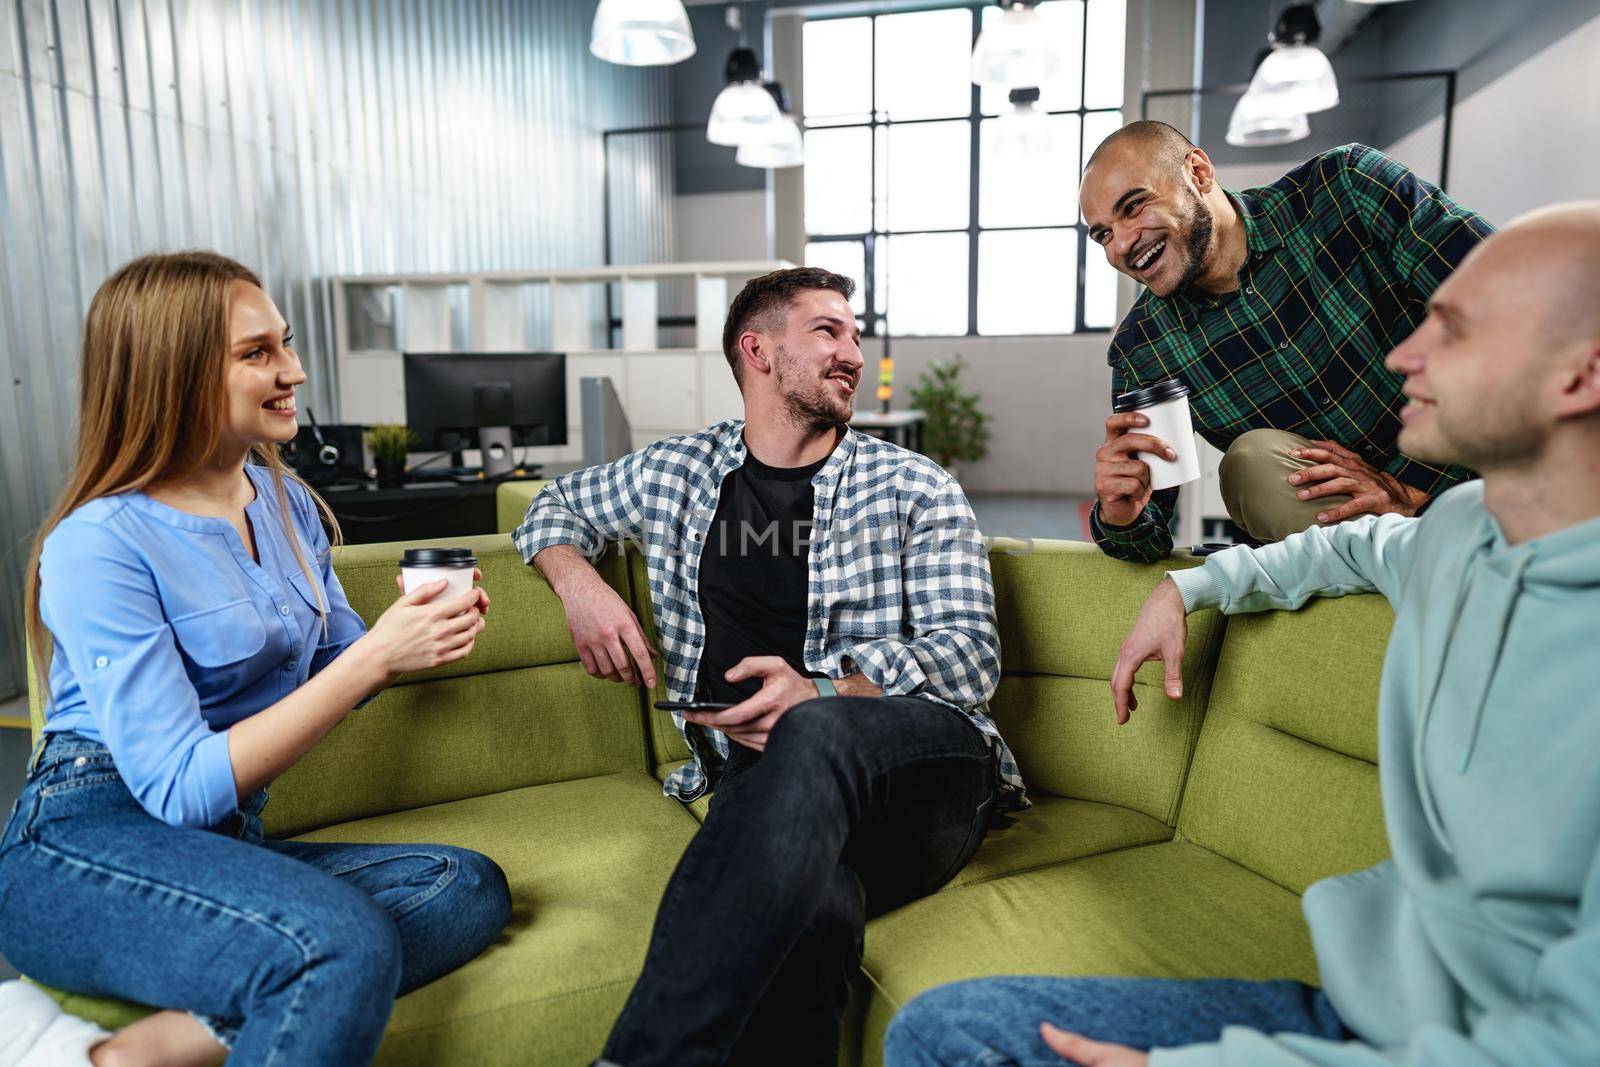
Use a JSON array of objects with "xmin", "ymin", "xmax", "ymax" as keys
[
  {"xmin": 971, "ymin": 4, "xmax": 1062, "ymax": 88},
  {"xmin": 993, "ymin": 88, "xmax": 1054, "ymax": 157},
  {"xmin": 1249, "ymin": 42, "xmax": 1338, "ymax": 115},
  {"xmin": 1226, "ymin": 90, "xmax": 1310, "ymax": 147},
  {"xmin": 736, "ymin": 118, "xmax": 804, "ymax": 168},
  {"xmin": 590, "ymin": 0, "xmax": 696, "ymax": 66},
  {"xmin": 707, "ymin": 47, "xmax": 786, "ymax": 146},
  {"xmin": 708, "ymin": 83, "xmax": 785, "ymax": 146}
]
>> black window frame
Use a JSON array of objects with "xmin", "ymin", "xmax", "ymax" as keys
[{"xmin": 802, "ymin": 1, "xmax": 1123, "ymax": 338}]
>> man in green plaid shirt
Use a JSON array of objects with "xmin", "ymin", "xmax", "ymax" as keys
[{"xmin": 1080, "ymin": 121, "xmax": 1493, "ymax": 562}]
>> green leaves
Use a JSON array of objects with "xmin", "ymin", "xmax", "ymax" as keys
[
  {"xmin": 365, "ymin": 423, "xmax": 420, "ymax": 462},
  {"xmin": 909, "ymin": 354, "xmax": 991, "ymax": 469}
]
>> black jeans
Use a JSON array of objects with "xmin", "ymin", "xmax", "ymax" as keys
[{"xmin": 602, "ymin": 695, "xmax": 999, "ymax": 1067}]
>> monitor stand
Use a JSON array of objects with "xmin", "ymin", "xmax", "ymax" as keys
[{"xmin": 479, "ymin": 426, "xmax": 516, "ymax": 478}]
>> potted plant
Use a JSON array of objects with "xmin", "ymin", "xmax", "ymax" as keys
[
  {"xmin": 366, "ymin": 423, "xmax": 419, "ymax": 488},
  {"xmin": 908, "ymin": 354, "xmax": 991, "ymax": 479}
]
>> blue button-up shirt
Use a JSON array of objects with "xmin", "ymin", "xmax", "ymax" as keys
[{"xmin": 39, "ymin": 464, "xmax": 366, "ymax": 827}]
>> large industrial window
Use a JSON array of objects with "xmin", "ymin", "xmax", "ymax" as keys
[{"xmin": 802, "ymin": 1, "xmax": 1125, "ymax": 337}]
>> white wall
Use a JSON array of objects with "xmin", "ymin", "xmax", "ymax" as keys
[
  {"xmin": 860, "ymin": 334, "xmax": 1112, "ymax": 496},
  {"xmin": 1385, "ymin": 10, "xmax": 1600, "ymax": 227},
  {"xmin": 676, "ymin": 192, "xmax": 770, "ymax": 262}
]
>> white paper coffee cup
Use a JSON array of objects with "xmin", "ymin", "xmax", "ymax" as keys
[
  {"xmin": 399, "ymin": 547, "xmax": 477, "ymax": 600},
  {"xmin": 1114, "ymin": 380, "xmax": 1202, "ymax": 490}
]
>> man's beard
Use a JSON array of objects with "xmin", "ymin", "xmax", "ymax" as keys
[
  {"xmin": 1172, "ymin": 188, "xmax": 1215, "ymax": 293},
  {"xmin": 774, "ymin": 345, "xmax": 852, "ymax": 432}
]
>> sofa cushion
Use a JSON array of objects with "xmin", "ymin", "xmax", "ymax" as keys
[
  {"xmin": 260, "ymin": 535, "xmax": 650, "ymax": 837},
  {"xmin": 945, "ymin": 796, "xmax": 1172, "ymax": 890},
  {"xmin": 328, "ymin": 533, "xmax": 625, "ymax": 686},
  {"xmin": 1177, "ymin": 594, "xmax": 1394, "ymax": 894},
  {"xmin": 640, "ymin": 541, "xmax": 1230, "ymax": 811},
  {"xmin": 266, "ymin": 662, "xmax": 653, "ymax": 838},
  {"xmin": 847, "ymin": 840, "xmax": 1319, "ymax": 1067},
  {"xmin": 654, "ymin": 759, "xmax": 1172, "ymax": 889},
  {"xmin": 494, "ymin": 480, "xmax": 549, "ymax": 538},
  {"xmin": 37, "ymin": 771, "xmax": 700, "ymax": 1065},
  {"xmin": 987, "ymin": 541, "xmax": 1225, "ymax": 822}
]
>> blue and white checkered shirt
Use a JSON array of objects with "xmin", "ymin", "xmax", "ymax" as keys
[{"xmin": 513, "ymin": 420, "xmax": 1027, "ymax": 809}]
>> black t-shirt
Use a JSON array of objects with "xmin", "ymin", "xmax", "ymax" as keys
[{"xmin": 696, "ymin": 453, "xmax": 826, "ymax": 705}]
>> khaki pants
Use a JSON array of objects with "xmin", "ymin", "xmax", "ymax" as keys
[{"xmin": 1218, "ymin": 429, "xmax": 1353, "ymax": 543}]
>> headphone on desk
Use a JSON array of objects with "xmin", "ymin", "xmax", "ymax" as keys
[{"xmin": 306, "ymin": 409, "xmax": 342, "ymax": 467}]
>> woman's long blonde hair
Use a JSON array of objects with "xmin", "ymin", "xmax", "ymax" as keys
[{"xmin": 24, "ymin": 251, "xmax": 342, "ymax": 698}]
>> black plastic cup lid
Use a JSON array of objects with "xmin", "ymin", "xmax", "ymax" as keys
[
  {"xmin": 399, "ymin": 547, "xmax": 478, "ymax": 568},
  {"xmin": 1114, "ymin": 378, "xmax": 1190, "ymax": 413}
]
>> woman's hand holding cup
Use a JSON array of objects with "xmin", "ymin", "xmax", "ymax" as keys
[{"xmin": 362, "ymin": 568, "xmax": 487, "ymax": 679}]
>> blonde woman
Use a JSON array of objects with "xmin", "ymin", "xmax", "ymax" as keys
[{"xmin": 0, "ymin": 252, "xmax": 510, "ymax": 1066}]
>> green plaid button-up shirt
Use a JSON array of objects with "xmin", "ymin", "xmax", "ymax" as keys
[{"xmin": 1091, "ymin": 143, "xmax": 1493, "ymax": 563}]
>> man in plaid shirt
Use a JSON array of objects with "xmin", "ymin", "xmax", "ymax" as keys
[
  {"xmin": 513, "ymin": 267, "xmax": 1024, "ymax": 1066},
  {"xmin": 1080, "ymin": 121, "xmax": 1493, "ymax": 562}
]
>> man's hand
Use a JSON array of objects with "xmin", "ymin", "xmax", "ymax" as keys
[
  {"xmin": 533, "ymin": 545, "xmax": 657, "ymax": 687},
  {"xmin": 1109, "ymin": 577, "xmax": 1188, "ymax": 724},
  {"xmin": 1041, "ymin": 1024, "xmax": 1149, "ymax": 1067},
  {"xmin": 1289, "ymin": 440, "xmax": 1430, "ymax": 525},
  {"xmin": 682, "ymin": 657, "xmax": 820, "ymax": 752},
  {"xmin": 1095, "ymin": 412, "xmax": 1178, "ymax": 528}
]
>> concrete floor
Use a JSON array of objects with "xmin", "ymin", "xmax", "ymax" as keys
[{"xmin": 0, "ymin": 493, "xmax": 1091, "ymax": 986}]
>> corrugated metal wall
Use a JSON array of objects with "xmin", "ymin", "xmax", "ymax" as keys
[{"xmin": 0, "ymin": 0, "xmax": 676, "ymax": 699}]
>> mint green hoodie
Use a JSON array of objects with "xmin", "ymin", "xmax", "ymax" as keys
[{"xmin": 1157, "ymin": 481, "xmax": 1600, "ymax": 1067}]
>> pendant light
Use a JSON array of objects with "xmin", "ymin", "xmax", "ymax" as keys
[
  {"xmin": 590, "ymin": 0, "xmax": 696, "ymax": 67},
  {"xmin": 708, "ymin": 46, "xmax": 785, "ymax": 146},
  {"xmin": 1226, "ymin": 91, "xmax": 1310, "ymax": 147},
  {"xmin": 992, "ymin": 87, "xmax": 1055, "ymax": 157},
  {"xmin": 707, "ymin": 8, "xmax": 786, "ymax": 147},
  {"xmin": 971, "ymin": 1, "xmax": 1063, "ymax": 89},
  {"xmin": 736, "ymin": 83, "xmax": 804, "ymax": 168},
  {"xmin": 1249, "ymin": 4, "xmax": 1338, "ymax": 116}
]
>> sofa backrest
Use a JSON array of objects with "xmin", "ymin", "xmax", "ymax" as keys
[
  {"xmin": 632, "ymin": 538, "xmax": 1226, "ymax": 826},
  {"xmin": 986, "ymin": 541, "xmax": 1224, "ymax": 824},
  {"xmin": 262, "ymin": 533, "xmax": 651, "ymax": 837},
  {"xmin": 1176, "ymin": 592, "xmax": 1393, "ymax": 893}
]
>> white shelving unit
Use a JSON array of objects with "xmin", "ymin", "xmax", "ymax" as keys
[{"xmin": 331, "ymin": 261, "xmax": 789, "ymax": 466}]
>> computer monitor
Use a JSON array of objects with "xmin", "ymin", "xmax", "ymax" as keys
[{"xmin": 403, "ymin": 352, "xmax": 567, "ymax": 477}]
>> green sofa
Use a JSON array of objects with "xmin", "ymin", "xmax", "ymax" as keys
[{"xmin": 25, "ymin": 494, "xmax": 1394, "ymax": 1065}]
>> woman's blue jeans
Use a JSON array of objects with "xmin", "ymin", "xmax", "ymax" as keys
[
  {"xmin": 884, "ymin": 976, "xmax": 1350, "ymax": 1066},
  {"xmin": 0, "ymin": 732, "xmax": 512, "ymax": 1066}
]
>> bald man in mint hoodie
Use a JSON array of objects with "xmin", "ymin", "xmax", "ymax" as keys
[{"xmin": 883, "ymin": 201, "xmax": 1600, "ymax": 1067}]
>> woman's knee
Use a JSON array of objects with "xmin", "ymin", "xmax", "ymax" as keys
[
  {"xmin": 442, "ymin": 847, "xmax": 512, "ymax": 945},
  {"xmin": 283, "ymin": 884, "xmax": 404, "ymax": 997}
]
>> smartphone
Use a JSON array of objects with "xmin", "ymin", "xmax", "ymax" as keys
[{"xmin": 654, "ymin": 701, "xmax": 735, "ymax": 712}]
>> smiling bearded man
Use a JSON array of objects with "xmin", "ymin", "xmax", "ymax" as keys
[
  {"xmin": 514, "ymin": 266, "xmax": 1026, "ymax": 1066},
  {"xmin": 1080, "ymin": 121, "xmax": 1494, "ymax": 562}
]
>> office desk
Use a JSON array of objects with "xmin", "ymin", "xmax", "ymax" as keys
[
  {"xmin": 325, "ymin": 479, "xmax": 544, "ymax": 544},
  {"xmin": 849, "ymin": 409, "xmax": 926, "ymax": 453}
]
